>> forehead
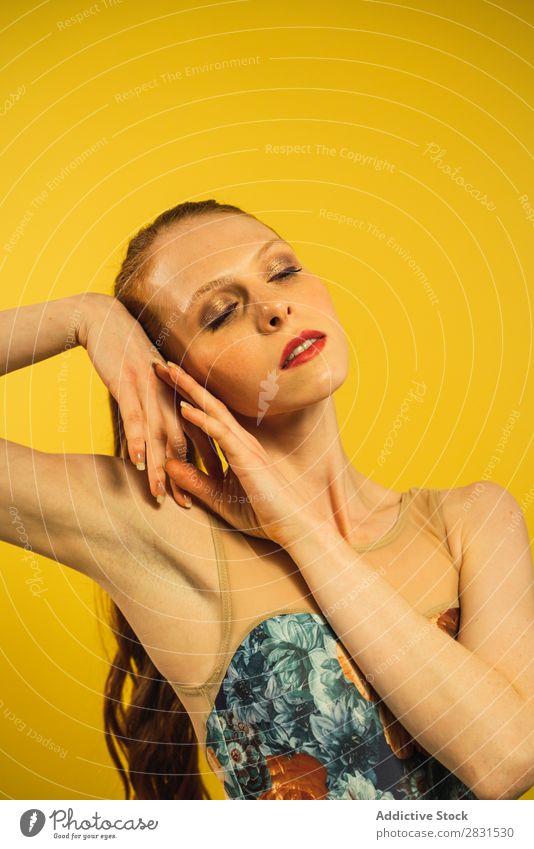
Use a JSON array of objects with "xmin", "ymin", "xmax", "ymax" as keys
[{"xmin": 148, "ymin": 213, "xmax": 279, "ymax": 301}]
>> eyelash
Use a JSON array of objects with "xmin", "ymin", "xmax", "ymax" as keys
[{"xmin": 206, "ymin": 266, "xmax": 303, "ymax": 331}]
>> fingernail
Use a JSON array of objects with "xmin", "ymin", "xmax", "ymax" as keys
[
  {"xmin": 136, "ymin": 462, "xmax": 146, "ymax": 470},
  {"xmin": 182, "ymin": 494, "xmax": 192, "ymax": 508},
  {"xmin": 180, "ymin": 400, "xmax": 193, "ymax": 409},
  {"xmin": 167, "ymin": 361, "xmax": 184, "ymax": 373},
  {"xmin": 151, "ymin": 358, "xmax": 168, "ymax": 369},
  {"xmin": 156, "ymin": 480, "xmax": 166, "ymax": 504},
  {"xmin": 135, "ymin": 451, "xmax": 145, "ymax": 471}
]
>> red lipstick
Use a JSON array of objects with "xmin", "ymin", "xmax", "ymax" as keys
[{"xmin": 279, "ymin": 330, "xmax": 327, "ymax": 370}]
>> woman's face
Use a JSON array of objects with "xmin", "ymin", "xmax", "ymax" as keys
[{"xmin": 147, "ymin": 212, "xmax": 349, "ymax": 419}]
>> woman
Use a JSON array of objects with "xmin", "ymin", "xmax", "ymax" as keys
[{"xmin": 2, "ymin": 199, "xmax": 533, "ymax": 801}]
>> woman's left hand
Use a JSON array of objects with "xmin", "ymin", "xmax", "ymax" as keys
[{"xmin": 152, "ymin": 361, "xmax": 313, "ymax": 548}]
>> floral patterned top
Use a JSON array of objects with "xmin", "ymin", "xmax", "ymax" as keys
[{"xmin": 205, "ymin": 608, "xmax": 477, "ymax": 800}]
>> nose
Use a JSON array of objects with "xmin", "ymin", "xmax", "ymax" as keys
[{"xmin": 257, "ymin": 299, "xmax": 292, "ymax": 331}]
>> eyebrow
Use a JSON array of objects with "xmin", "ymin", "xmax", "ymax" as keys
[{"xmin": 184, "ymin": 237, "xmax": 286, "ymax": 315}]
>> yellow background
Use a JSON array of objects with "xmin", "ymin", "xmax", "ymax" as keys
[{"xmin": 1, "ymin": 0, "xmax": 533, "ymax": 800}]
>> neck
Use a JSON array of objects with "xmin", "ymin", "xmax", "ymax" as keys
[{"xmin": 234, "ymin": 397, "xmax": 395, "ymax": 543}]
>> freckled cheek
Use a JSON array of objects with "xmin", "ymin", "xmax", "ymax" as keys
[
  {"xmin": 195, "ymin": 354, "xmax": 241, "ymax": 391},
  {"xmin": 303, "ymin": 288, "xmax": 349, "ymax": 369},
  {"xmin": 205, "ymin": 354, "xmax": 274, "ymax": 416},
  {"xmin": 316, "ymin": 287, "xmax": 340, "ymax": 319},
  {"xmin": 301, "ymin": 280, "xmax": 338, "ymax": 321},
  {"xmin": 312, "ymin": 286, "xmax": 346, "ymax": 336}
]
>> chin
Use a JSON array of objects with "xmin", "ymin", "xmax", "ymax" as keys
[
  {"xmin": 219, "ymin": 351, "xmax": 348, "ymax": 418},
  {"xmin": 272, "ymin": 372, "xmax": 347, "ymax": 415}
]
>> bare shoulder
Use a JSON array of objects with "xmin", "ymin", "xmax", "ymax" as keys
[{"xmin": 434, "ymin": 480, "xmax": 522, "ymax": 562}]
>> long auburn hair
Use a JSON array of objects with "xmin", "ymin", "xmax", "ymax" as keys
[{"xmin": 103, "ymin": 199, "xmax": 252, "ymax": 800}]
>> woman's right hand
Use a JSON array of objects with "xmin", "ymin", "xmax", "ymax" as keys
[{"xmin": 76, "ymin": 293, "xmax": 223, "ymax": 506}]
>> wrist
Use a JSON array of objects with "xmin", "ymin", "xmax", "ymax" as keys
[
  {"xmin": 74, "ymin": 292, "xmax": 115, "ymax": 348},
  {"xmin": 279, "ymin": 515, "xmax": 344, "ymax": 558}
]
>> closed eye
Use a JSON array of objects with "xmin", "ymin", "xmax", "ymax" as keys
[
  {"xmin": 270, "ymin": 266, "xmax": 303, "ymax": 281},
  {"xmin": 206, "ymin": 302, "xmax": 239, "ymax": 331},
  {"xmin": 206, "ymin": 266, "xmax": 303, "ymax": 331}
]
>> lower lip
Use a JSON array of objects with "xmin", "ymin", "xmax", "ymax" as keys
[{"xmin": 282, "ymin": 336, "xmax": 327, "ymax": 370}]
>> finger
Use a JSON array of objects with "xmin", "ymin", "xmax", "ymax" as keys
[
  {"xmin": 180, "ymin": 410, "xmax": 225, "ymax": 481},
  {"xmin": 160, "ymin": 403, "xmax": 194, "ymax": 508},
  {"xmin": 152, "ymin": 361, "xmax": 197, "ymax": 406},
  {"xmin": 162, "ymin": 401, "xmax": 189, "ymax": 463},
  {"xmin": 141, "ymin": 370, "xmax": 174, "ymax": 504},
  {"xmin": 117, "ymin": 390, "xmax": 146, "ymax": 470},
  {"xmin": 153, "ymin": 361, "xmax": 259, "ymax": 458},
  {"xmin": 165, "ymin": 438, "xmax": 193, "ymax": 509},
  {"xmin": 179, "ymin": 401, "xmax": 249, "ymax": 471},
  {"xmin": 155, "ymin": 361, "xmax": 239, "ymax": 433},
  {"xmin": 155, "ymin": 375, "xmax": 200, "ymax": 501},
  {"xmin": 145, "ymin": 414, "xmax": 168, "ymax": 503},
  {"xmin": 163, "ymin": 457, "xmax": 224, "ymax": 516},
  {"xmin": 169, "ymin": 476, "xmax": 191, "ymax": 508}
]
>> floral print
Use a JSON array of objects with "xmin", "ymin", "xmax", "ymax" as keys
[{"xmin": 205, "ymin": 610, "xmax": 477, "ymax": 800}]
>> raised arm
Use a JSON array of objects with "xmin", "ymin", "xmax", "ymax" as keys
[
  {"xmin": 0, "ymin": 293, "xmax": 196, "ymax": 588},
  {"xmin": 0, "ymin": 292, "xmax": 87, "ymax": 375},
  {"xmin": 1, "ymin": 292, "xmax": 191, "ymax": 501},
  {"xmin": 1, "ymin": 439, "xmax": 131, "ymax": 587}
]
